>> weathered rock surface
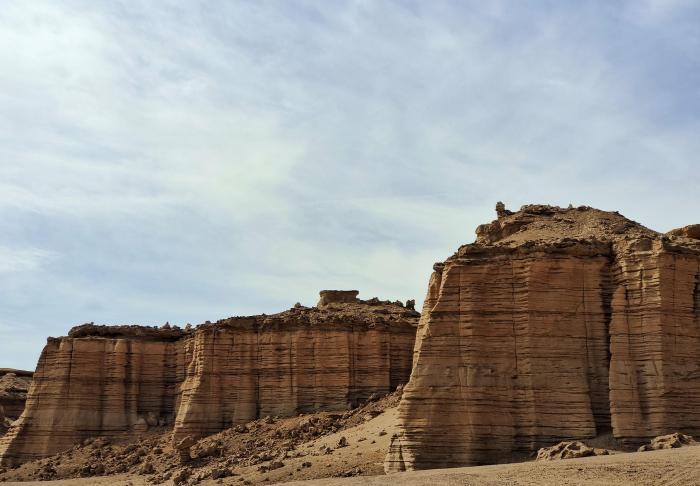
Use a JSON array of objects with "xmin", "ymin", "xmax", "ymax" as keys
[
  {"xmin": 638, "ymin": 432, "xmax": 697, "ymax": 452},
  {"xmin": 172, "ymin": 296, "xmax": 417, "ymax": 444},
  {"xmin": 667, "ymin": 224, "xmax": 700, "ymax": 240},
  {"xmin": 386, "ymin": 203, "xmax": 700, "ymax": 471},
  {"xmin": 536, "ymin": 441, "xmax": 609, "ymax": 461},
  {"xmin": 0, "ymin": 291, "xmax": 418, "ymax": 466},
  {"xmin": 0, "ymin": 369, "xmax": 33, "ymax": 424},
  {"xmin": 0, "ymin": 329, "xmax": 184, "ymax": 464}
]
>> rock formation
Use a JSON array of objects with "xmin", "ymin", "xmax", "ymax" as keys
[
  {"xmin": 386, "ymin": 203, "xmax": 700, "ymax": 471},
  {"xmin": 638, "ymin": 432, "xmax": 697, "ymax": 451},
  {"xmin": 172, "ymin": 295, "xmax": 416, "ymax": 444},
  {"xmin": 0, "ymin": 291, "xmax": 418, "ymax": 466},
  {"xmin": 0, "ymin": 369, "xmax": 33, "ymax": 428},
  {"xmin": 535, "ymin": 441, "xmax": 609, "ymax": 461},
  {"xmin": 0, "ymin": 328, "xmax": 185, "ymax": 464}
]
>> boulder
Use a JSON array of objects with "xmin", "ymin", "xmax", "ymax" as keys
[
  {"xmin": 536, "ymin": 441, "xmax": 609, "ymax": 461},
  {"xmin": 638, "ymin": 433, "xmax": 697, "ymax": 452}
]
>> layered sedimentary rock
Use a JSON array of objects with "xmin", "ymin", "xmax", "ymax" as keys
[
  {"xmin": 0, "ymin": 327, "xmax": 185, "ymax": 463},
  {"xmin": 0, "ymin": 292, "xmax": 418, "ymax": 465},
  {"xmin": 0, "ymin": 369, "xmax": 33, "ymax": 422},
  {"xmin": 386, "ymin": 204, "xmax": 700, "ymax": 471},
  {"xmin": 172, "ymin": 293, "xmax": 416, "ymax": 443}
]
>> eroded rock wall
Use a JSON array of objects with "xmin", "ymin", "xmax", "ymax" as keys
[
  {"xmin": 0, "ymin": 333, "xmax": 184, "ymax": 465},
  {"xmin": 172, "ymin": 306, "xmax": 417, "ymax": 443},
  {"xmin": 387, "ymin": 204, "xmax": 700, "ymax": 471},
  {"xmin": 0, "ymin": 293, "xmax": 418, "ymax": 466},
  {"xmin": 609, "ymin": 240, "xmax": 700, "ymax": 443},
  {"xmin": 387, "ymin": 243, "xmax": 612, "ymax": 470}
]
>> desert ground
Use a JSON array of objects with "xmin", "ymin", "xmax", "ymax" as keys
[
  {"xmin": 2, "ymin": 394, "xmax": 699, "ymax": 486},
  {"xmin": 2, "ymin": 445, "xmax": 698, "ymax": 485}
]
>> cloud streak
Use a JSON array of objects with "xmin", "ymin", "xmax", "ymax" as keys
[{"xmin": 0, "ymin": 0, "xmax": 699, "ymax": 369}]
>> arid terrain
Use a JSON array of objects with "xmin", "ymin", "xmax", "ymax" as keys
[
  {"xmin": 0, "ymin": 391, "xmax": 402, "ymax": 485},
  {"xmin": 2, "ymin": 204, "xmax": 700, "ymax": 485},
  {"xmin": 1, "ymin": 396, "xmax": 699, "ymax": 486}
]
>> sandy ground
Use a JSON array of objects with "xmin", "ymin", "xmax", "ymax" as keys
[
  {"xmin": 282, "ymin": 444, "xmax": 700, "ymax": 486},
  {"xmin": 2, "ymin": 401, "xmax": 699, "ymax": 486},
  {"xmin": 3, "ymin": 445, "xmax": 699, "ymax": 485}
]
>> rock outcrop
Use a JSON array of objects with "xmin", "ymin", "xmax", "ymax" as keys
[
  {"xmin": 638, "ymin": 432, "xmax": 697, "ymax": 452},
  {"xmin": 0, "ymin": 292, "xmax": 418, "ymax": 466},
  {"xmin": 536, "ymin": 441, "xmax": 609, "ymax": 461},
  {"xmin": 386, "ymin": 203, "xmax": 700, "ymax": 471},
  {"xmin": 0, "ymin": 328, "xmax": 185, "ymax": 464},
  {"xmin": 0, "ymin": 369, "xmax": 33, "ymax": 426}
]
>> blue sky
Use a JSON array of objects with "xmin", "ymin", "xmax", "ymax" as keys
[{"xmin": 1, "ymin": 0, "xmax": 699, "ymax": 370}]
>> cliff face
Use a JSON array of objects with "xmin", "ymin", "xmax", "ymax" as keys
[
  {"xmin": 0, "ymin": 292, "xmax": 418, "ymax": 466},
  {"xmin": 0, "ymin": 330, "xmax": 184, "ymax": 464},
  {"xmin": 386, "ymin": 204, "xmax": 700, "ymax": 471},
  {"xmin": 172, "ymin": 299, "xmax": 416, "ymax": 443}
]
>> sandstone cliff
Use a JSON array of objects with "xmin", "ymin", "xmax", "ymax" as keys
[
  {"xmin": 0, "ymin": 291, "xmax": 418, "ymax": 466},
  {"xmin": 386, "ymin": 204, "xmax": 700, "ymax": 471},
  {"xmin": 173, "ymin": 295, "xmax": 416, "ymax": 444},
  {"xmin": 0, "ymin": 328, "xmax": 185, "ymax": 464}
]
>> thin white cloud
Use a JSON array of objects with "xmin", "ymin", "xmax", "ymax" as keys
[
  {"xmin": 0, "ymin": 1, "xmax": 698, "ymax": 369},
  {"xmin": 0, "ymin": 247, "xmax": 55, "ymax": 274}
]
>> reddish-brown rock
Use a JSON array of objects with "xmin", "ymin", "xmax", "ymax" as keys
[
  {"xmin": 0, "ymin": 292, "xmax": 418, "ymax": 466},
  {"xmin": 386, "ymin": 204, "xmax": 700, "ymax": 472}
]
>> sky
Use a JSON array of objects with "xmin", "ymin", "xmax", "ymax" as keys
[{"xmin": 1, "ymin": 0, "xmax": 699, "ymax": 370}]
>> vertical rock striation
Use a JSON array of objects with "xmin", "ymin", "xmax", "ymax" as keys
[
  {"xmin": 386, "ymin": 204, "xmax": 700, "ymax": 471},
  {"xmin": 171, "ymin": 296, "xmax": 417, "ymax": 443},
  {"xmin": 0, "ymin": 327, "xmax": 184, "ymax": 464},
  {"xmin": 0, "ymin": 292, "xmax": 418, "ymax": 466}
]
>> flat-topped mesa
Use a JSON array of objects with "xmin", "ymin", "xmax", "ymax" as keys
[
  {"xmin": 386, "ymin": 203, "xmax": 700, "ymax": 472},
  {"xmin": 0, "ymin": 291, "xmax": 419, "ymax": 466}
]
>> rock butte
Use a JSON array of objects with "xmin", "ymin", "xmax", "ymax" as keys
[
  {"xmin": 0, "ymin": 291, "xmax": 418, "ymax": 466},
  {"xmin": 386, "ymin": 203, "xmax": 700, "ymax": 472}
]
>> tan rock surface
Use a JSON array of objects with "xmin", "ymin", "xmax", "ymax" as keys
[
  {"xmin": 386, "ymin": 204, "xmax": 700, "ymax": 471},
  {"xmin": 638, "ymin": 432, "xmax": 697, "ymax": 451},
  {"xmin": 536, "ymin": 441, "xmax": 609, "ymax": 461},
  {"xmin": 0, "ymin": 292, "xmax": 418, "ymax": 466},
  {"xmin": 172, "ymin": 297, "xmax": 417, "ymax": 444},
  {"xmin": 667, "ymin": 224, "xmax": 700, "ymax": 240},
  {"xmin": 0, "ymin": 369, "xmax": 33, "ymax": 424},
  {"xmin": 0, "ymin": 330, "xmax": 184, "ymax": 465}
]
